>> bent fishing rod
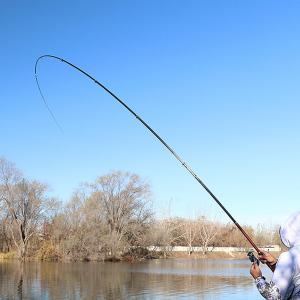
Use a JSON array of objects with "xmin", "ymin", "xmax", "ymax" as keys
[{"xmin": 35, "ymin": 54, "xmax": 267, "ymax": 266}]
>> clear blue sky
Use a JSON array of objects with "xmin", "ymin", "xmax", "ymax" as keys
[{"xmin": 1, "ymin": 1, "xmax": 300, "ymax": 226}]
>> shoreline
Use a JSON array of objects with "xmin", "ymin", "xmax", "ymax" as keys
[{"xmin": 0, "ymin": 250, "xmax": 281, "ymax": 262}]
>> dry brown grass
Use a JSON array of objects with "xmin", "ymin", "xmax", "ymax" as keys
[{"xmin": 0, "ymin": 251, "xmax": 17, "ymax": 259}]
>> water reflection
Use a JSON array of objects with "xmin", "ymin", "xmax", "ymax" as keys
[{"xmin": 0, "ymin": 259, "xmax": 269, "ymax": 299}]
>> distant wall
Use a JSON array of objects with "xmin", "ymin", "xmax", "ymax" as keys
[{"xmin": 148, "ymin": 245, "xmax": 281, "ymax": 252}]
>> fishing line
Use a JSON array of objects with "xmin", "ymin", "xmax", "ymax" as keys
[
  {"xmin": 35, "ymin": 65, "xmax": 64, "ymax": 133},
  {"xmin": 35, "ymin": 54, "xmax": 267, "ymax": 264}
]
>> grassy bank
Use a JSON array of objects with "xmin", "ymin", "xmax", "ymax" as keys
[{"xmin": 0, "ymin": 252, "xmax": 17, "ymax": 260}]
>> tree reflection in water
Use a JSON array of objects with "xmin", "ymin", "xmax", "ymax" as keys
[
  {"xmin": 17, "ymin": 263, "xmax": 23, "ymax": 300},
  {"xmin": 0, "ymin": 259, "xmax": 266, "ymax": 299}
]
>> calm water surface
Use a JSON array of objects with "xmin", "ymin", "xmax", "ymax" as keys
[{"xmin": 0, "ymin": 258, "xmax": 272, "ymax": 299}]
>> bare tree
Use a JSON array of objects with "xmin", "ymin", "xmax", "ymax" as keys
[
  {"xmin": 197, "ymin": 216, "xmax": 219, "ymax": 254},
  {"xmin": 219, "ymin": 224, "xmax": 255, "ymax": 248},
  {"xmin": 0, "ymin": 158, "xmax": 57, "ymax": 259},
  {"xmin": 0, "ymin": 214, "xmax": 12, "ymax": 252},
  {"xmin": 54, "ymin": 190, "xmax": 106, "ymax": 260},
  {"xmin": 183, "ymin": 219, "xmax": 198, "ymax": 255},
  {"xmin": 254, "ymin": 223, "xmax": 279, "ymax": 246},
  {"xmin": 91, "ymin": 171, "xmax": 152, "ymax": 258},
  {"xmin": 150, "ymin": 218, "xmax": 185, "ymax": 257}
]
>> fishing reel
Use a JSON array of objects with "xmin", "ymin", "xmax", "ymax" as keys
[{"xmin": 247, "ymin": 251, "xmax": 260, "ymax": 265}]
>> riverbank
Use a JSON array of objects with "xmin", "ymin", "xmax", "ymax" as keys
[{"xmin": 0, "ymin": 249, "xmax": 282, "ymax": 262}]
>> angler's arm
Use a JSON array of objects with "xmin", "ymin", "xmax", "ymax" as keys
[
  {"xmin": 251, "ymin": 263, "xmax": 281, "ymax": 299},
  {"xmin": 251, "ymin": 252, "xmax": 294, "ymax": 300},
  {"xmin": 255, "ymin": 277, "xmax": 281, "ymax": 300}
]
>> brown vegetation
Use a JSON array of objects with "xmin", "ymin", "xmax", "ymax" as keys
[{"xmin": 0, "ymin": 157, "xmax": 282, "ymax": 261}]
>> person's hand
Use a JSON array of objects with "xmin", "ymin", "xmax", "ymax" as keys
[
  {"xmin": 250, "ymin": 263, "xmax": 262, "ymax": 279},
  {"xmin": 258, "ymin": 249, "xmax": 277, "ymax": 265}
]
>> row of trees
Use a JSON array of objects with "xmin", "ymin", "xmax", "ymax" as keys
[{"xmin": 0, "ymin": 157, "xmax": 281, "ymax": 260}]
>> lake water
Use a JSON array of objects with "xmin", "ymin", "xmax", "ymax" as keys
[{"xmin": 0, "ymin": 258, "xmax": 272, "ymax": 299}]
